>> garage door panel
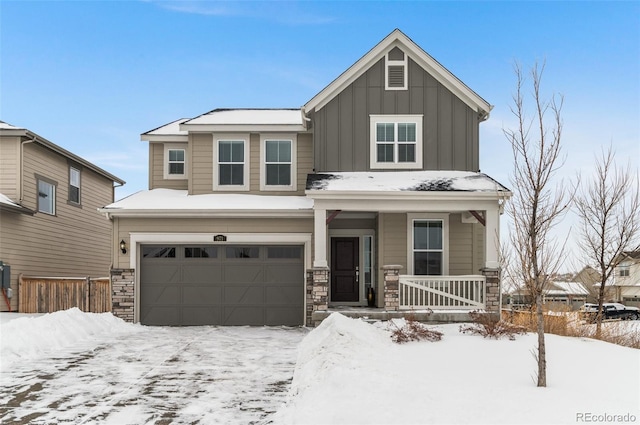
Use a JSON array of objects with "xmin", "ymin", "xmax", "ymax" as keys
[
  {"xmin": 141, "ymin": 306, "xmax": 180, "ymax": 326},
  {"xmin": 142, "ymin": 285, "xmax": 181, "ymax": 304},
  {"xmin": 224, "ymin": 306, "xmax": 265, "ymax": 326},
  {"xmin": 265, "ymin": 285, "xmax": 302, "ymax": 305},
  {"xmin": 224, "ymin": 286, "xmax": 264, "ymax": 304},
  {"xmin": 266, "ymin": 308, "xmax": 302, "ymax": 326},
  {"xmin": 182, "ymin": 286, "xmax": 222, "ymax": 304},
  {"xmin": 265, "ymin": 264, "xmax": 303, "ymax": 284},
  {"xmin": 142, "ymin": 265, "xmax": 181, "ymax": 284},
  {"xmin": 182, "ymin": 307, "xmax": 222, "ymax": 326},
  {"xmin": 223, "ymin": 265, "xmax": 263, "ymax": 283},
  {"xmin": 183, "ymin": 264, "xmax": 223, "ymax": 284}
]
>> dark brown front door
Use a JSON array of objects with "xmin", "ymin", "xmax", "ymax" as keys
[{"xmin": 331, "ymin": 237, "xmax": 359, "ymax": 302}]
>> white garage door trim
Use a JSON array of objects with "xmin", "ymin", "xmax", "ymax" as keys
[{"xmin": 130, "ymin": 232, "xmax": 313, "ymax": 324}]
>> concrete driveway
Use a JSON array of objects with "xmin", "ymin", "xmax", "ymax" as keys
[{"xmin": 0, "ymin": 325, "xmax": 307, "ymax": 424}]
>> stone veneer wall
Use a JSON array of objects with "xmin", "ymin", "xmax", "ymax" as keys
[
  {"xmin": 306, "ymin": 268, "xmax": 329, "ymax": 326},
  {"xmin": 481, "ymin": 267, "xmax": 501, "ymax": 315},
  {"xmin": 382, "ymin": 265, "xmax": 402, "ymax": 311},
  {"xmin": 110, "ymin": 268, "xmax": 135, "ymax": 322}
]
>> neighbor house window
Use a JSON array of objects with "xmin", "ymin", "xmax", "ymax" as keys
[
  {"xmin": 619, "ymin": 264, "xmax": 630, "ymax": 277},
  {"xmin": 37, "ymin": 176, "xmax": 56, "ymax": 215},
  {"xmin": 213, "ymin": 136, "xmax": 249, "ymax": 191},
  {"xmin": 370, "ymin": 115, "xmax": 422, "ymax": 169},
  {"xmin": 69, "ymin": 166, "xmax": 81, "ymax": 205},
  {"xmin": 408, "ymin": 214, "xmax": 449, "ymax": 275},
  {"xmin": 260, "ymin": 134, "xmax": 296, "ymax": 191},
  {"xmin": 163, "ymin": 143, "xmax": 187, "ymax": 179}
]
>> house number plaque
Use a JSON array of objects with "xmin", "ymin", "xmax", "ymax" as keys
[{"xmin": 213, "ymin": 235, "xmax": 227, "ymax": 242}]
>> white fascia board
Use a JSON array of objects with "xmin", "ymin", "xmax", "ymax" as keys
[
  {"xmin": 306, "ymin": 189, "xmax": 511, "ymax": 202},
  {"xmin": 304, "ymin": 30, "xmax": 491, "ymax": 116},
  {"xmin": 312, "ymin": 196, "xmax": 502, "ymax": 213},
  {"xmin": 179, "ymin": 124, "xmax": 307, "ymax": 133},
  {"xmin": 140, "ymin": 134, "xmax": 189, "ymax": 142},
  {"xmin": 99, "ymin": 208, "xmax": 313, "ymax": 218}
]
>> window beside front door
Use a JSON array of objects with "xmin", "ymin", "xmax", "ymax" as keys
[
  {"xmin": 370, "ymin": 115, "xmax": 423, "ymax": 169},
  {"xmin": 213, "ymin": 136, "xmax": 250, "ymax": 191},
  {"xmin": 409, "ymin": 214, "xmax": 449, "ymax": 275}
]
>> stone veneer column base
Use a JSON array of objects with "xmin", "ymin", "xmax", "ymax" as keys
[
  {"xmin": 306, "ymin": 267, "xmax": 329, "ymax": 327},
  {"xmin": 110, "ymin": 268, "xmax": 135, "ymax": 323},
  {"xmin": 382, "ymin": 265, "xmax": 402, "ymax": 311},
  {"xmin": 481, "ymin": 267, "xmax": 501, "ymax": 316}
]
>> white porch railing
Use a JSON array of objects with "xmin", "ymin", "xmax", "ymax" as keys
[{"xmin": 399, "ymin": 275, "xmax": 486, "ymax": 310}]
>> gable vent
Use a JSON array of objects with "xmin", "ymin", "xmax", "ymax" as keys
[
  {"xmin": 385, "ymin": 47, "xmax": 408, "ymax": 90},
  {"xmin": 388, "ymin": 65, "xmax": 405, "ymax": 88}
]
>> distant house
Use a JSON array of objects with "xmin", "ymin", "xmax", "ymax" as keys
[
  {"xmin": 99, "ymin": 29, "xmax": 511, "ymax": 326},
  {"xmin": 0, "ymin": 121, "xmax": 124, "ymax": 312},
  {"xmin": 611, "ymin": 251, "xmax": 640, "ymax": 307}
]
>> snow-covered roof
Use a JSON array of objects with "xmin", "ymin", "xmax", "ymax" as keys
[
  {"xmin": 0, "ymin": 122, "xmax": 25, "ymax": 130},
  {"xmin": 100, "ymin": 189, "xmax": 313, "ymax": 217},
  {"xmin": 306, "ymin": 171, "xmax": 510, "ymax": 193},
  {"xmin": 0, "ymin": 193, "xmax": 34, "ymax": 214},
  {"xmin": 547, "ymin": 281, "xmax": 589, "ymax": 296},
  {"xmin": 183, "ymin": 109, "xmax": 303, "ymax": 126},
  {"xmin": 142, "ymin": 118, "xmax": 189, "ymax": 136}
]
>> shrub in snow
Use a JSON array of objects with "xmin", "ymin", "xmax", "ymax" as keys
[
  {"xmin": 459, "ymin": 310, "xmax": 527, "ymax": 341},
  {"xmin": 389, "ymin": 314, "xmax": 443, "ymax": 344}
]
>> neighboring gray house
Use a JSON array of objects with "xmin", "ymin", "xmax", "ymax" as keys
[
  {"xmin": 0, "ymin": 122, "xmax": 125, "ymax": 312},
  {"xmin": 611, "ymin": 251, "xmax": 640, "ymax": 307},
  {"xmin": 100, "ymin": 29, "xmax": 511, "ymax": 326}
]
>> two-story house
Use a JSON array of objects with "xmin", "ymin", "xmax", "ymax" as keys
[
  {"xmin": 100, "ymin": 29, "xmax": 511, "ymax": 326},
  {"xmin": 0, "ymin": 121, "xmax": 125, "ymax": 312},
  {"xmin": 611, "ymin": 251, "xmax": 640, "ymax": 306}
]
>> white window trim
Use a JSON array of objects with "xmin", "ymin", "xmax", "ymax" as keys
[
  {"xmin": 370, "ymin": 115, "xmax": 423, "ymax": 169},
  {"xmin": 385, "ymin": 50, "xmax": 408, "ymax": 91},
  {"xmin": 407, "ymin": 213, "xmax": 449, "ymax": 275},
  {"xmin": 36, "ymin": 176, "xmax": 56, "ymax": 216},
  {"xmin": 69, "ymin": 166, "xmax": 81, "ymax": 205},
  {"xmin": 163, "ymin": 143, "xmax": 187, "ymax": 180},
  {"xmin": 260, "ymin": 134, "xmax": 297, "ymax": 191},
  {"xmin": 213, "ymin": 134, "xmax": 250, "ymax": 191}
]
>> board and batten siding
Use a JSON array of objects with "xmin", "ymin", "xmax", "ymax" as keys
[
  {"xmin": 113, "ymin": 216, "xmax": 314, "ymax": 269},
  {"xmin": 188, "ymin": 132, "xmax": 313, "ymax": 196},
  {"xmin": 312, "ymin": 56, "xmax": 480, "ymax": 173},
  {"xmin": 149, "ymin": 142, "xmax": 188, "ymax": 190},
  {"xmin": 0, "ymin": 142, "xmax": 115, "ymax": 311},
  {"xmin": 0, "ymin": 137, "xmax": 20, "ymax": 200}
]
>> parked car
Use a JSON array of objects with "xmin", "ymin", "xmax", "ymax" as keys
[{"xmin": 580, "ymin": 303, "xmax": 640, "ymax": 322}]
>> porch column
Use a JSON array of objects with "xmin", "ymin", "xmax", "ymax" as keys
[
  {"xmin": 481, "ymin": 267, "xmax": 501, "ymax": 316},
  {"xmin": 110, "ymin": 268, "xmax": 135, "ymax": 323},
  {"xmin": 306, "ymin": 267, "xmax": 329, "ymax": 326},
  {"xmin": 484, "ymin": 206, "xmax": 500, "ymax": 269},
  {"xmin": 313, "ymin": 208, "xmax": 328, "ymax": 268},
  {"xmin": 383, "ymin": 265, "xmax": 402, "ymax": 311}
]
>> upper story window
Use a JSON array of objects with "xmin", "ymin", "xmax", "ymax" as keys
[
  {"xmin": 213, "ymin": 135, "xmax": 250, "ymax": 191},
  {"xmin": 370, "ymin": 115, "xmax": 423, "ymax": 169},
  {"xmin": 163, "ymin": 143, "xmax": 187, "ymax": 180},
  {"xmin": 260, "ymin": 134, "xmax": 297, "ymax": 191},
  {"xmin": 36, "ymin": 175, "xmax": 56, "ymax": 215},
  {"xmin": 619, "ymin": 264, "xmax": 630, "ymax": 277},
  {"xmin": 385, "ymin": 46, "xmax": 408, "ymax": 90},
  {"xmin": 68, "ymin": 166, "xmax": 81, "ymax": 205}
]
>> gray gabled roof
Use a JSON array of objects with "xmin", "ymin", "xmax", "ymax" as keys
[{"xmin": 304, "ymin": 29, "xmax": 492, "ymax": 117}]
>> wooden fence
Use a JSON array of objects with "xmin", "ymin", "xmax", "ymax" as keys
[{"xmin": 18, "ymin": 274, "xmax": 111, "ymax": 313}]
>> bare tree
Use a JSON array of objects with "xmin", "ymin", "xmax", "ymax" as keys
[
  {"xmin": 503, "ymin": 62, "xmax": 570, "ymax": 387},
  {"xmin": 574, "ymin": 146, "xmax": 640, "ymax": 337}
]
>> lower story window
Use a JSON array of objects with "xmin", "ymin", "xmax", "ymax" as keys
[{"xmin": 413, "ymin": 220, "xmax": 443, "ymax": 275}]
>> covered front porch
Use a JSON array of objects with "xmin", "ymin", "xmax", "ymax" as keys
[{"xmin": 304, "ymin": 171, "xmax": 509, "ymax": 326}]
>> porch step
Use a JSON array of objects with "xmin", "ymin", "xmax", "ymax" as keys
[{"xmin": 312, "ymin": 308, "xmax": 473, "ymax": 324}]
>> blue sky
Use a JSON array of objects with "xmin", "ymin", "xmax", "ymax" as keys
[{"xmin": 2, "ymin": 1, "xmax": 639, "ymax": 266}]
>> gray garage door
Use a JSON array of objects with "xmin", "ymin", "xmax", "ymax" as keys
[{"xmin": 140, "ymin": 245, "xmax": 304, "ymax": 326}]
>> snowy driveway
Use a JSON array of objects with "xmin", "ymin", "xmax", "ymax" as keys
[{"xmin": 1, "ymin": 325, "xmax": 307, "ymax": 425}]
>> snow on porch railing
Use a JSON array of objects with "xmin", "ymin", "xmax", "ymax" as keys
[{"xmin": 399, "ymin": 275, "xmax": 486, "ymax": 310}]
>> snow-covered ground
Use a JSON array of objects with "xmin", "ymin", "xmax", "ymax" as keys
[{"xmin": 1, "ymin": 309, "xmax": 638, "ymax": 424}]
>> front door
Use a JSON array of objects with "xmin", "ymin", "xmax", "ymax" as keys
[{"xmin": 331, "ymin": 237, "xmax": 359, "ymax": 302}]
